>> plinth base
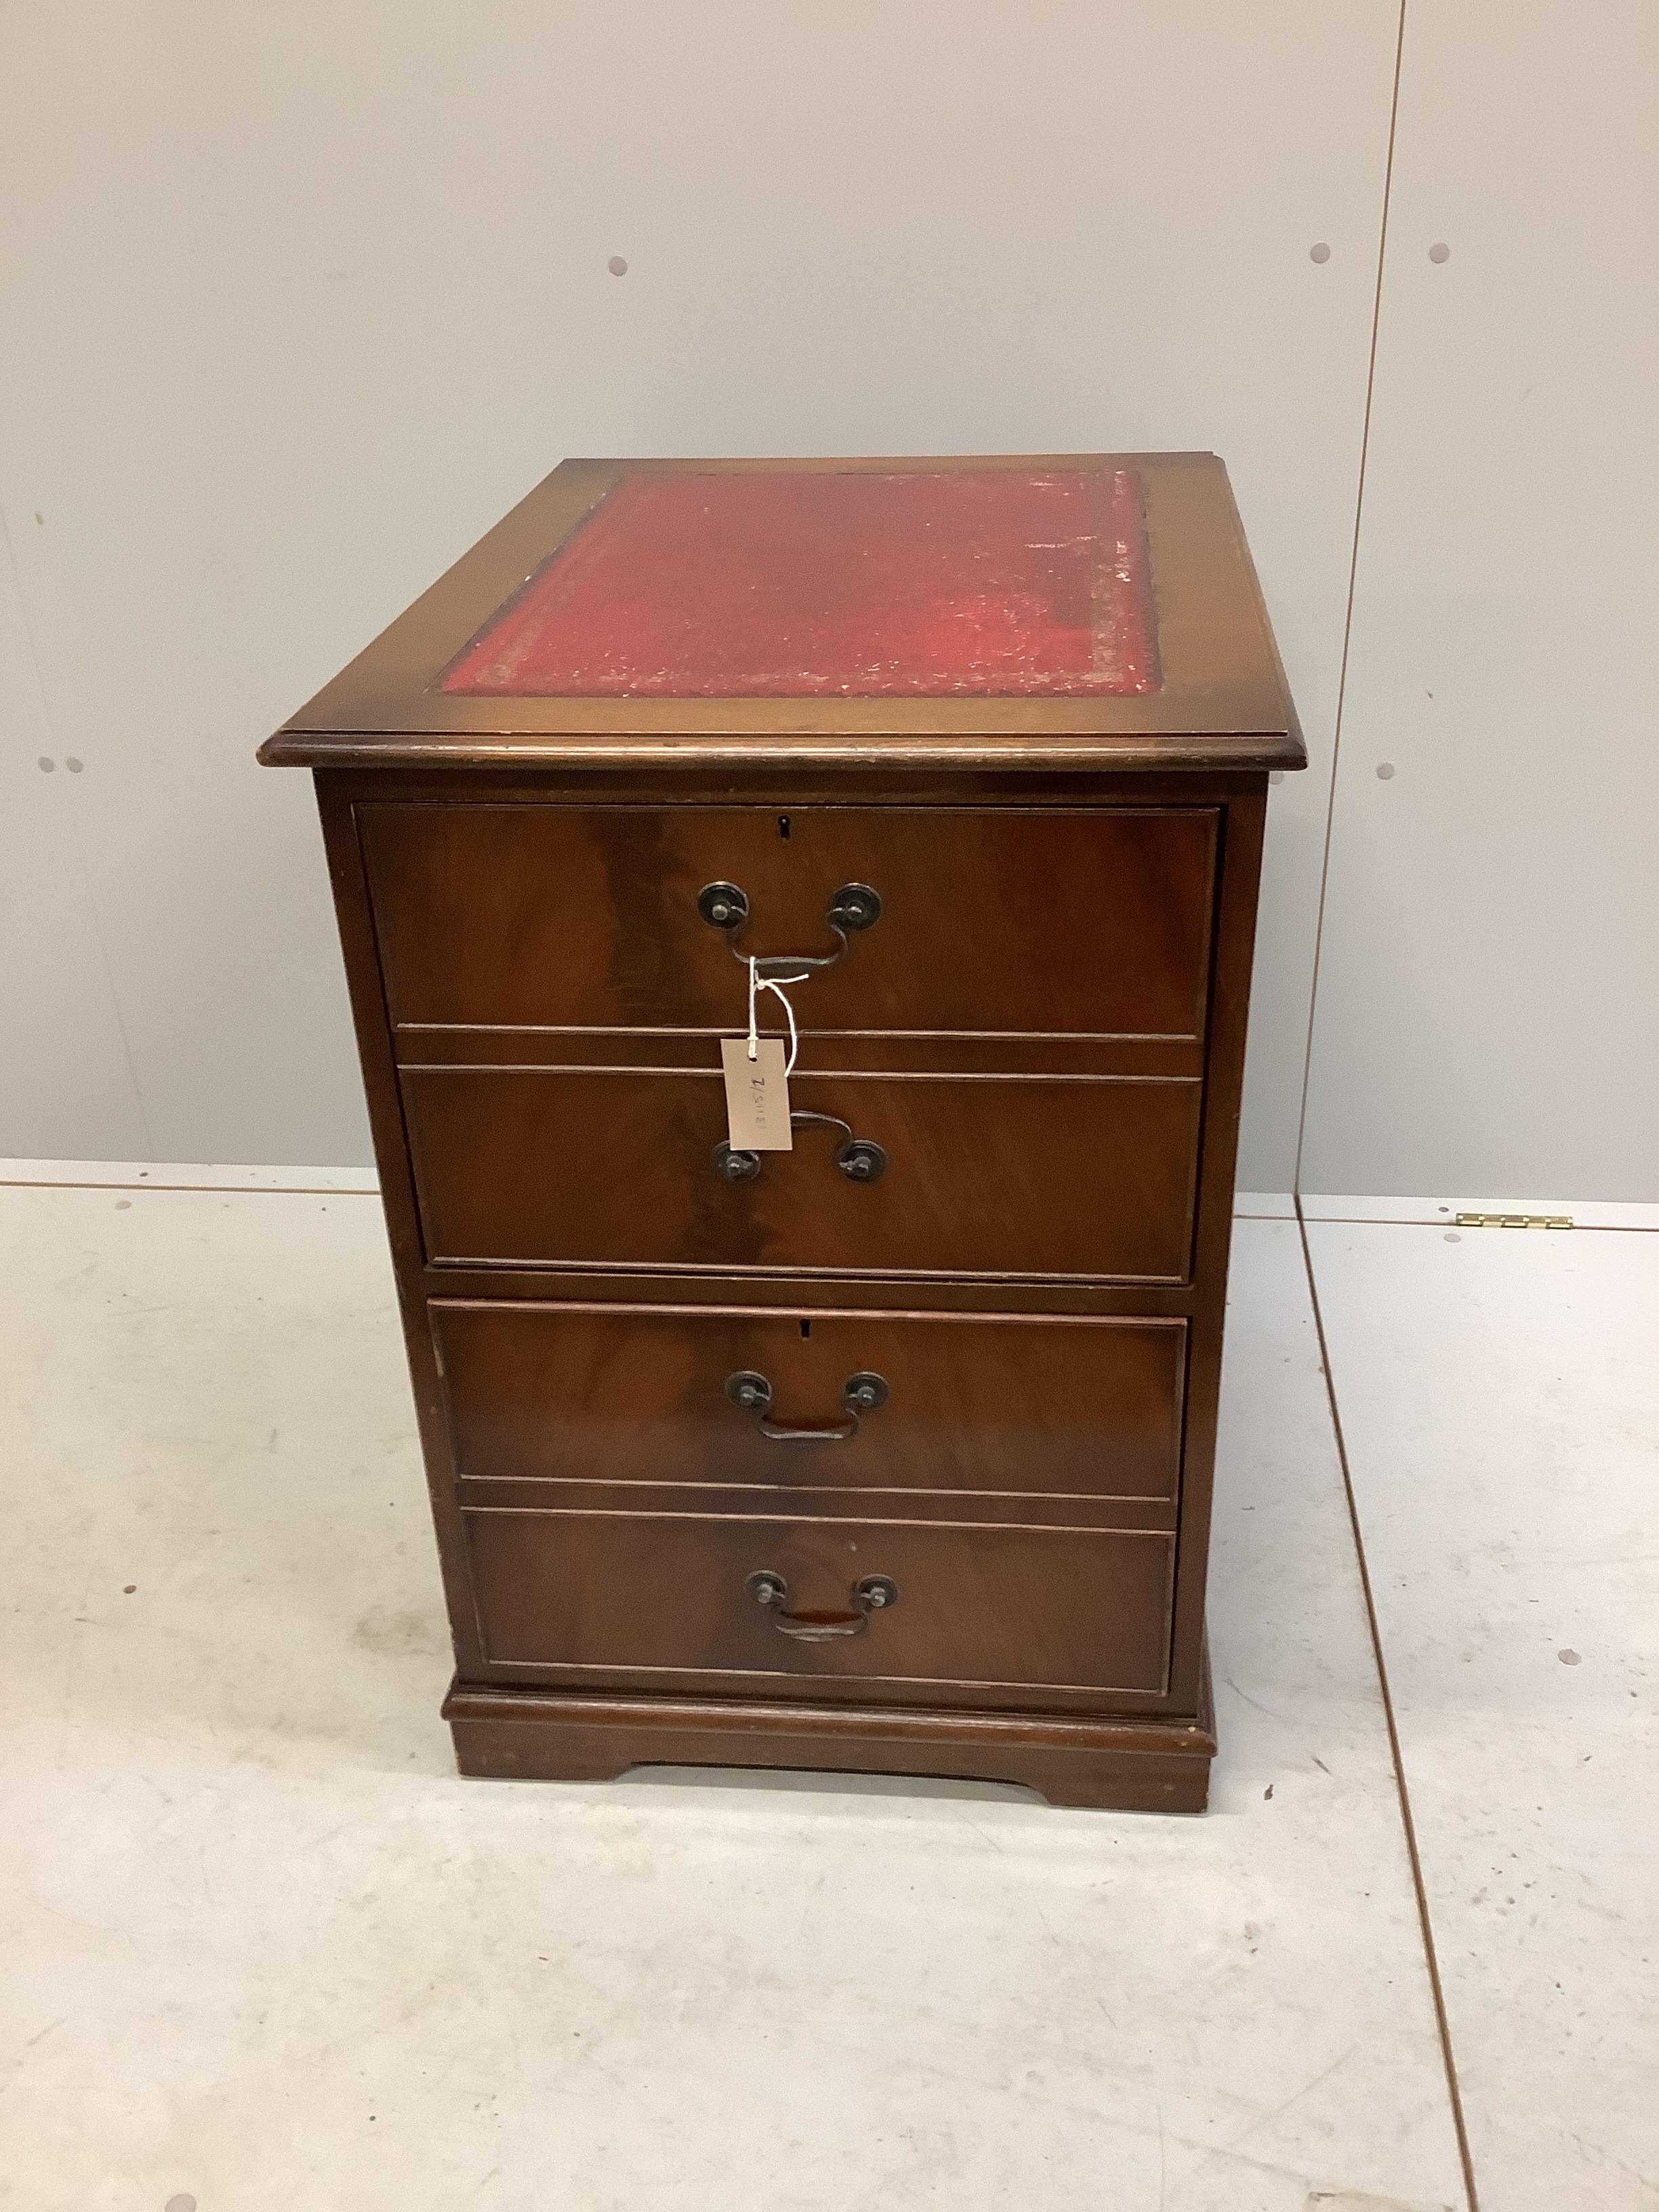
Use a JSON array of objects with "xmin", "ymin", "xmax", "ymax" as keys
[{"xmin": 443, "ymin": 1662, "xmax": 1216, "ymax": 1816}]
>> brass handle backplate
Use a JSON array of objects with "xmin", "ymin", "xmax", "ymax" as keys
[
  {"xmin": 745, "ymin": 1570, "xmax": 900, "ymax": 1641},
  {"xmin": 713, "ymin": 1109, "xmax": 887, "ymax": 1186},
  {"xmin": 725, "ymin": 1369, "xmax": 889, "ymax": 1444},
  {"xmin": 697, "ymin": 880, "xmax": 882, "ymax": 979}
]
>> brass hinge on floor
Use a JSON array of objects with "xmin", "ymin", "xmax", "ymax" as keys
[{"xmin": 1454, "ymin": 1211, "xmax": 1574, "ymax": 1230}]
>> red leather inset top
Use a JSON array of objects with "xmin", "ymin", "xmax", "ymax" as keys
[{"xmin": 441, "ymin": 467, "xmax": 1160, "ymax": 699}]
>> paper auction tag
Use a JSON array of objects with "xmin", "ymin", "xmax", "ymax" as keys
[{"xmin": 720, "ymin": 1037, "xmax": 794, "ymax": 1149}]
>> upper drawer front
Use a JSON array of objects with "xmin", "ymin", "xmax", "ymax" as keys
[
  {"xmin": 404, "ymin": 1067, "xmax": 1200, "ymax": 1282},
  {"xmin": 361, "ymin": 804, "xmax": 1218, "ymax": 1038},
  {"xmin": 434, "ymin": 1301, "xmax": 1185, "ymax": 1503}
]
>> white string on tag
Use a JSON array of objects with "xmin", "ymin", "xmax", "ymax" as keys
[{"xmin": 747, "ymin": 956, "xmax": 807, "ymax": 1076}]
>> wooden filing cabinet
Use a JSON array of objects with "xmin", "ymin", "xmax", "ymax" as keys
[{"xmin": 261, "ymin": 453, "xmax": 1304, "ymax": 1811}]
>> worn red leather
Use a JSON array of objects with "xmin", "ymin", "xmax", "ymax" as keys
[{"xmin": 442, "ymin": 466, "xmax": 1160, "ymax": 699}]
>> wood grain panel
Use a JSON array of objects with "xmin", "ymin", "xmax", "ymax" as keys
[
  {"xmin": 361, "ymin": 803, "xmax": 1217, "ymax": 1038},
  {"xmin": 404, "ymin": 1067, "xmax": 1202, "ymax": 1282},
  {"xmin": 433, "ymin": 1300, "xmax": 1186, "ymax": 1502},
  {"xmin": 464, "ymin": 1509, "xmax": 1173, "ymax": 1700}
]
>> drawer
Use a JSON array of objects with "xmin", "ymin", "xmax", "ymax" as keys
[
  {"xmin": 464, "ymin": 1508, "xmax": 1174, "ymax": 1701},
  {"xmin": 361, "ymin": 804, "xmax": 1217, "ymax": 1040},
  {"xmin": 405, "ymin": 1067, "xmax": 1202, "ymax": 1282},
  {"xmin": 434, "ymin": 1301, "xmax": 1186, "ymax": 1503}
]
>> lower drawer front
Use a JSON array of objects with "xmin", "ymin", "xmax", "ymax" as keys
[
  {"xmin": 405, "ymin": 1068, "xmax": 1200, "ymax": 1282},
  {"xmin": 435, "ymin": 1300, "xmax": 1185, "ymax": 1502},
  {"xmin": 464, "ymin": 1509, "xmax": 1173, "ymax": 1701}
]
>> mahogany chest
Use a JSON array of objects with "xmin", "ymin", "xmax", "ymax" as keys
[{"xmin": 262, "ymin": 453, "xmax": 1304, "ymax": 1811}]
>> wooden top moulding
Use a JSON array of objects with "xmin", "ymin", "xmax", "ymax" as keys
[{"xmin": 260, "ymin": 452, "xmax": 1305, "ymax": 773}]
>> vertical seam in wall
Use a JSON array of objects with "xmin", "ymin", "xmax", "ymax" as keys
[
  {"xmin": 0, "ymin": 498, "xmax": 157, "ymax": 1157},
  {"xmin": 1292, "ymin": 0, "xmax": 1409, "ymax": 1197},
  {"xmin": 1296, "ymin": 1195, "xmax": 1482, "ymax": 2212}
]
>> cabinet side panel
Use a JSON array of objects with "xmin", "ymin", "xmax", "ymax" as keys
[
  {"xmin": 1167, "ymin": 782, "xmax": 1268, "ymax": 1708},
  {"xmin": 313, "ymin": 770, "xmax": 483, "ymax": 1673}
]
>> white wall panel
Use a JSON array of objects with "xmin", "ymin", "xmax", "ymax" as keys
[
  {"xmin": 0, "ymin": 3, "xmax": 1399, "ymax": 1174},
  {"xmin": 0, "ymin": 531, "xmax": 148, "ymax": 1160},
  {"xmin": 1301, "ymin": 1, "xmax": 1659, "ymax": 1200}
]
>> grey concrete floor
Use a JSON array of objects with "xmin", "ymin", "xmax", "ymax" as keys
[{"xmin": 1, "ymin": 1170, "xmax": 1652, "ymax": 2210}]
